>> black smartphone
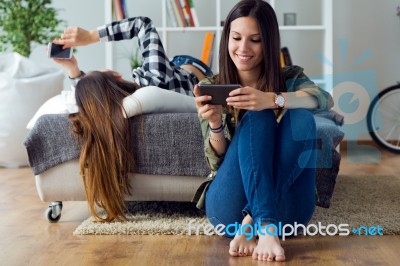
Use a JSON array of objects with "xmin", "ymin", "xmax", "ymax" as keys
[
  {"xmin": 198, "ymin": 84, "xmax": 241, "ymax": 105},
  {"xmin": 47, "ymin": 43, "xmax": 72, "ymax": 59}
]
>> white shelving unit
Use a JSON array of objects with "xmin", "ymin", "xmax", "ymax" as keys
[
  {"xmin": 104, "ymin": 0, "xmax": 114, "ymax": 70},
  {"xmin": 159, "ymin": 0, "xmax": 223, "ymax": 55},
  {"xmin": 273, "ymin": 0, "xmax": 333, "ymax": 90},
  {"xmin": 104, "ymin": 0, "xmax": 229, "ymax": 76},
  {"xmin": 104, "ymin": 0, "xmax": 332, "ymax": 90}
]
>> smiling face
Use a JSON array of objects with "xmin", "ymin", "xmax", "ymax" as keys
[{"xmin": 228, "ymin": 16, "xmax": 263, "ymax": 79}]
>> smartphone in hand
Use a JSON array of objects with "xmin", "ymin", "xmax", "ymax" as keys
[
  {"xmin": 198, "ymin": 84, "xmax": 241, "ymax": 105},
  {"xmin": 47, "ymin": 43, "xmax": 72, "ymax": 59}
]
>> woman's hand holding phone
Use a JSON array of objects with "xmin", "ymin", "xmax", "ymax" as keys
[
  {"xmin": 51, "ymin": 53, "xmax": 81, "ymax": 79},
  {"xmin": 197, "ymin": 84, "xmax": 240, "ymax": 105},
  {"xmin": 193, "ymin": 85, "xmax": 223, "ymax": 128},
  {"xmin": 226, "ymin": 86, "xmax": 275, "ymax": 111}
]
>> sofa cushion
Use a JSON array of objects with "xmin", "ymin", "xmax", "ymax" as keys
[{"xmin": 25, "ymin": 113, "xmax": 210, "ymax": 177}]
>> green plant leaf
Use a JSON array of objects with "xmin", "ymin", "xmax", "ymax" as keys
[{"xmin": 0, "ymin": 0, "xmax": 65, "ymax": 57}]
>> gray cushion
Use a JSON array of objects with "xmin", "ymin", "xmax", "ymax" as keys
[{"xmin": 25, "ymin": 113, "xmax": 210, "ymax": 177}]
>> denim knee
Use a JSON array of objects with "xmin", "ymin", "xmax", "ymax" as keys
[
  {"xmin": 240, "ymin": 109, "xmax": 276, "ymax": 127},
  {"xmin": 285, "ymin": 109, "xmax": 316, "ymax": 139},
  {"xmin": 170, "ymin": 55, "xmax": 213, "ymax": 77}
]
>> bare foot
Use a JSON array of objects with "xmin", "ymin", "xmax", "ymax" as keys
[
  {"xmin": 229, "ymin": 215, "xmax": 257, "ymax": 257},
  {"xmin": 252, "ymin": 224, "xmax": 285, "ymax": 261}
]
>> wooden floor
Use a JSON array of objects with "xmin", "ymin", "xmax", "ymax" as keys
[{"xmin": 1, "ymin": 142, "xmax": 399, "ymax": 266}]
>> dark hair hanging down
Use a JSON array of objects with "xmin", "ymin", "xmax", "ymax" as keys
[{"xmin": 69, "ymin": 71, "xmax": 139, "ymax": 222}]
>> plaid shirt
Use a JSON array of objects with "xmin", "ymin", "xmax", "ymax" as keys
[{"xmin": 97, "ymin": 16, "xmax": 197, "ymax": 95}]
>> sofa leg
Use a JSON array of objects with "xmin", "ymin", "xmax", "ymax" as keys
[{"xmin": 45, "ymin": 201, "xmax": 63, "ymax": 223}]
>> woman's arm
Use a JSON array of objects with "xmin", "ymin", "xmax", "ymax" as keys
[
  {"xmin": 52, "ymin": 55, "xmax": 81, "ymax": 78},
  {"xmin": 194, "ymin": 85, "xmax": 227, "ymax": 156},
  {"xmin": 284, "ymin": 65, "xmax": 334, "ymax": 111},
  {"xmin": 52, "ymin": 16, "xmax": 156, "ymax": 48},
  {"xmin": 53, "ymin": 27, "xmax": 100, "ymax": 48},
  {"xmin": 227, "ymin": 66, "xmax": 334, "ymax": 111},
  {"xmin": 282, "ymin": 90, "xmax": 319, "ymax": 109},
  {"xmin": 227, "ymin": 88, "xmax": 319, "ymax": 110},
  {"xmin": 193, "ymin": 85, "xmax": 228, "ymax": 170}
]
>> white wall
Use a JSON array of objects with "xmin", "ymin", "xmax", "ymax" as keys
[
  {"xmin": 334, "ymin": 0, "xmax": 400, "ymax": 90},
  {"xmin": 333, "ymin": 0, "xmax": 400, "ymax": 140},
  {"xmin": 26, "ymin": 0, "xmax": 400, "ymax": 140},
  {"xmin": 30, "ymin": 0, "xmax": 106, "ymax": 89}
]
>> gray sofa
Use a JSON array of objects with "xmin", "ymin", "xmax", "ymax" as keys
[{"xmin": 25, "ymin": 111, "xmax": 344, "ymax": 222}]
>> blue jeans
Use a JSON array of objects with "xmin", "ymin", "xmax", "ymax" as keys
[
  {"xmin": 170, "ymin": 55, "xmax": 214, "ymax": 77},
  {"xmin": 205, "ymin": 109, "xmax": 316, "ymax": 231}
]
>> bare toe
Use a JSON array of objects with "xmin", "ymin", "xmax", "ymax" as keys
[
  {"xmin": 229, "ymin": 247, "xmax": 239, "ymax": 257},
  {"xmin": 275, "ymin": 254, "xmax": 286, "ymax": 262}
]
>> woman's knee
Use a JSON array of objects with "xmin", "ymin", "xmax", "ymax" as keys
[
  {"xmin": 239, "ymin": 110, "xmax": 277, "ymax": 132},
  {"xmin": 243, "ymin": 109, "xmax": 275, "ymax": 121},
  {"xmin": 287, "ymin": 109, "xmax": 316, "ymax": 130},
  {"xmin": 205, "ymin": 186, "xmax": 245, "ymax": 227},
  {"xmin": 281, "ymin": 109, "xmax": 316, "ymax": 141}
]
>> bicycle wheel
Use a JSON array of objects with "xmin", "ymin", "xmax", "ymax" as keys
[{"xmin": 367, "ymin": 84, "xmax": 400, "ymax": 153}]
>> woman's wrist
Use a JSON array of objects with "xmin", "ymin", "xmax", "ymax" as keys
[
  {"xmin": 209, "ymin": 123, "xmax": 224, "ymax": 133},
  {"xmin": 68, "ymin": 68, "xmax": 83, "ymax": 79},
  {"xmin": 89, "ymin": 29, "xmax": 101, "ymax": 43},
  {"xmin": 209, "ymin": 121, "xmax": 222, "ymax": 130},
  {"xmin": 68, "ymin": 70, "xmax": 85, "ymax": 86}
]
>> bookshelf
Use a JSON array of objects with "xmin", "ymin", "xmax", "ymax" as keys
[
  {"xmin": 272, "ymin": 0, "xmax": 333, "ymax": 90},
  {"xmin": 103, "ymin": 0, "xmax": 230, "ymax": 77},
  {"xmin": 104, "ymin": 0, "xmax": 333, "ymax": 90}
]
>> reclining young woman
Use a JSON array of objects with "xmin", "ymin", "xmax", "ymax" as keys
[{"xmin": 53, "ymin": 16, "xmax": 213, "ymax": 222}]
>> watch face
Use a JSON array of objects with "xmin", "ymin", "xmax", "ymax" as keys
[{"xmin": 276, "ymin": 95, "xmax": 285, "ymax": 107}]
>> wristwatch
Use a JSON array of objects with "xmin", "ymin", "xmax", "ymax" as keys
[{"xmin": 274, "ymin": 93, "xmax": 285, "ymax": 109}]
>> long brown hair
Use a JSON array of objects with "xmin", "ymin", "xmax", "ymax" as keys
[
  {"xmin": 69, "ymin": 71, "xmax": 139, "ymax": 222},
  {"xmin": 218, "ymin": 0, "xmax": 284, "ymax": 93}
]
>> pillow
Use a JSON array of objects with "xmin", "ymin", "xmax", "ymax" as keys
[
  {"xmin": 26, "ymin": 90, "xmax": 77, "ymax": 130},
  {"xmin": 0, "ymin": 53, "xmax": 64, "ymax": 167},
  {"xmin": 27, "ymin": 86, "xmax": 197, "ymax": 130}
]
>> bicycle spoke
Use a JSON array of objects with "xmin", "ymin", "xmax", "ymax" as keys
[
  {"xmin": 367, "ymin": 85, "xmax": 400, "ymax": 153},
  {"xmin": 384, "ymin": 124, "xmax": 398, "ymax": 142}
]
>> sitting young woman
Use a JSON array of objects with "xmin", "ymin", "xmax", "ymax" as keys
[{"xmin": 193, "ymin": 0, "xmax": 333, "ymax": 261}]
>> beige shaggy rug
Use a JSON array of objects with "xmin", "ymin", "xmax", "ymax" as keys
[{"xmin": 73, "ymin": 175, "xmax": 400, "ymax": 236}]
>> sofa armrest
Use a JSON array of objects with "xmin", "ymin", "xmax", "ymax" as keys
[{"xmin": 314, "ymin": 112, "xmax": 345, "ymax": 208}]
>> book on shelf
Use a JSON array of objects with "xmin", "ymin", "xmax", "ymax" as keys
[
  {"xmin": 181, "ymin": 0, "xmax": 195, "ymax": 26},
  {"xmin": 167, "ymin": 0, "xmax": 198, "ymax": 27},
  {"xmin": 112, "ymin": 0, "xmax": 128, "ymax": 20},
  {"xmin": 280, "ymin": 46, "xmax": 293, "ymax": 67},
  {"xmin": 189, "ymin": 0, "xmax": 200, "ymax": 26},
  {"xmin": 121, "ymin": 0, "xmax": 128, "ymax": 18},
  {"xmin": 166, "ymin": 0, "xmax": 178, "ymax": 27},
  {"xmin": 279, "ymin": 50, "xmax": 285, "ymax": 68},
  {"xmin": 201, "ymin": 32, "xmax": 215, "ymax": 66},
  {"xmin": 171, "ymin": 0, "xmax": 185, "ymax": 27}
]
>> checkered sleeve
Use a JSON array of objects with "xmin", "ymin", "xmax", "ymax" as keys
[{"xmin": 97, "ymin": 16, "xmax": 197, "ymax": 95}]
